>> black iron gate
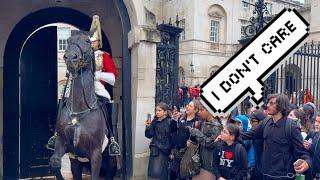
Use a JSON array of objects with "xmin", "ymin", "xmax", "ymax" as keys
[
  {"xmin": 155, "ymin": 23, "xmax": 182, "ymax": 107},
  {"xmin": 269, "ymin": 42, "xmax": 320, "ymax": 109},
  {"xmin": 20, "ymin": 26, "xmax": 57, "ymax": 178}
]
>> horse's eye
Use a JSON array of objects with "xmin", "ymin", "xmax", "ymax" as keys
[{"xmin": 86, "ymin": 39, "xmax": 90, "ymax": 43}]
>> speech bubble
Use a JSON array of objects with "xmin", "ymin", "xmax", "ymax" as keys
[{"xmin": 200, "ymin": 8, "xmax": 309, "ymax": 116}]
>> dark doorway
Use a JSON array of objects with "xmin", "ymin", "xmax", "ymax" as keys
[
  {"xmin": 19, "ymin": 26, "xmax": 57, "ymax": 178},
  {"xmin": 285, "ymin": 72, "xmax": 296, "ymax": 96}
]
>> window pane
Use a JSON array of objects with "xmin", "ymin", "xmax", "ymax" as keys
[
  {"xmin": 241, "ymin": 26, "xmax": 246, "ymax": 39},
  {"xmin": 210, "ymin": 20, "xmax": 219, "ymax": 43},
  {"xmin": 58, "ymin": 28, "xmax": 71, "ymax": 39},
  {"xmin": 179, "ymin": 19, "xmax": 186, "ymax": 41},
  {"xmin": 242, "ymin": 0, "xmax": 249, "ymax": 8}
]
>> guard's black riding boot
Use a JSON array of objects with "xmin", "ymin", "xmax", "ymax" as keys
[
  {"xmin": 98, "ymin": 96, "xmax": 121, "ymax": 156},
  {"xmin": 98, "ymin": 96, "xmax": 111, "ymax": 134}
]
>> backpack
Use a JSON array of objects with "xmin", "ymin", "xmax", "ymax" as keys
[
  {"xmin": 234, "ymin": 143, "xmax": 244, "ymax": 162},
  {"xmin": 179, "ymin": 143, "xmax": 200, "ymax": 178}
]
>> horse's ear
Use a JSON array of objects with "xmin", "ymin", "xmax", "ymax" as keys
[{"xmin": 71, "ymin": 30, "xmax": 80, "ymax": 36}]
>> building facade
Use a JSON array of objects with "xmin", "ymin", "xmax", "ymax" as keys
[{"xmin": 157, "ymin": 0, "xmax": 306, "ymax": 86}]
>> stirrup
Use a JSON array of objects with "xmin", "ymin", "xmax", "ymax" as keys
[
  {"xmin": 45, "ymin": 135, "xmax": 56, "ymax": 151},
  {"xmin": 109, "ymin": 137, "xmax": 121, "ymax": 156}
]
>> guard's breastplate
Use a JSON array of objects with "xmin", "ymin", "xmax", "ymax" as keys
[{"xmin": 94, "ymin": 50, "xmax": 103, "ymax": 71}]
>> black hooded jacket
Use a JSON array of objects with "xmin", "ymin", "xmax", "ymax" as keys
[
  {"xmin": 145, "ymin": 116, "xmax": 177, "ymax": 154},
  {"xmin": 213, "ymin": 141, "xmax": 248, "ymax": 180}
]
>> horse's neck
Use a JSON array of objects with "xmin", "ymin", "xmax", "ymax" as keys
[{"xmin": 69, "ymin": 70, "xmax": 96, "ymax": 112}]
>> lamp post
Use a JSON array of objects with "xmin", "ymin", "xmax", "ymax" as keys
[
  {"xmin": 190, "ymin": 61, "xmax": 195, "ymax": 86},
  {"xmin": 239, "ymin": 0, "xmax": 275, "ymax": 107}
]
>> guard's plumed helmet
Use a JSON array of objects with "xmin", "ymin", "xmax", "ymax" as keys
[{"xmin": 90, "ymin": 15, "xmax": 102, "ymax": 48}]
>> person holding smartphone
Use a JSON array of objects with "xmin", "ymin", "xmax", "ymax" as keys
[{"xmin": 145, "ymin": 102, "xmax": 177, "ymax": 180}]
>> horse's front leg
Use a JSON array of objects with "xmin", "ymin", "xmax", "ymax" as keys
[
  {"xmin": 90, "ymin": 149, "xmax": 102, "ymax": 180},
  {"xmin": 50, "ymin": 136, "xmax": 66, "ymax": 180}
]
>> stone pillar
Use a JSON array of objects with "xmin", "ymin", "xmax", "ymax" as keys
[
  {"xmin": 128, "ymin": 25, "xmax": 160, "ymax": 180},
  {"xmin": 310, "ymin": 0, "xmax": 320, "ymax": 40},
  {"xmin": 0, "ymin": 66, "xmax": 3, "ymax": 177}
]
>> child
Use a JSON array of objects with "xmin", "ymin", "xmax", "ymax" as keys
[
  {"xmin": 145, "ymin": 102, "xmax": 177, "ymax": 180},
  {"xmin": 169, "ymin": 100, "xmax": 202, "ymax": 180},
  {"xmin": 213, "ymin": 123, "xmax": 248, "ymax": 180}
]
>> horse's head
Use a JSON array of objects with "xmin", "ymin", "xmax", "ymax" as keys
[{"xmin": 64, "ymin": 31, "xmax": 94, "ymax": 76}]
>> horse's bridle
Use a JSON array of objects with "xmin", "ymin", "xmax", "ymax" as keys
[
  {"xmin": 67, "ymin": 42, "xmax": 93, "ymax": 72},
  {"xmin": 66, "ymin": 42, "xmax": 97, "ymax": 116}
]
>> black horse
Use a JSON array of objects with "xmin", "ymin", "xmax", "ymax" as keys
[{"xmin": 50, "ymin": 30, "xmax": 116, "ymax": 180}]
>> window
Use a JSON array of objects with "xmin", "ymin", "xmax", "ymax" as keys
[
  {"xmin": 179, "ymin": 19, "xmax": 185, "ymax": 41},
  {"xmin": 57, "ymin": 27, "xmax": 71, "ymax": 51},
  {"xmin": 210, "ymin": 20, "xmax": 219, "ymax": 43},
  {"xmin": 242, "ymin": 0, "xmax": 249, "ymax": 8},
  {"xmin": 241, "ymin": 26, "xmax": 246, "ymax": 39},
  {"xmin": 266, "ymin": 3, "xmax": 273, "ymax": 15}
]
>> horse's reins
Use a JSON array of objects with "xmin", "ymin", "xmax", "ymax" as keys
[{"xmin": 66, "ymin": 42, "xmax": 97, "ymax": 115}]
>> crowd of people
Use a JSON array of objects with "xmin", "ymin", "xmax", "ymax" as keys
[
  {"xmin": 144, "ymin": 93, "xmax": 320, "ymax": 180},
  {"xmin": 177, "ymin": 84, "xmax": 201, "ymax": 110}
]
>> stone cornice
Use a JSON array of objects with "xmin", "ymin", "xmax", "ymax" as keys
[{"xmin": 128, "ymin": 25, "xmax": 161, "ymax": 49}]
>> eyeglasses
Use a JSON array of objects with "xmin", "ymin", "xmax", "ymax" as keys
[{"xmin": 250, "ymin": 119, "xmax": 259, "ymax": 123}]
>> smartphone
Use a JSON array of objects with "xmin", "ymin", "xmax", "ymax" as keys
[
  {"xmin": 147, "ymin": 113, "xmax": 151, "ymax": 121},
  {"xmin": 293, "ymin": 159, "xmax": 303, "ymax": 167}
]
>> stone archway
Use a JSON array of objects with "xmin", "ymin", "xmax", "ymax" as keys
[{"xmin": 2, "ymin": 2, "xmax": 132, "ymax": 178}]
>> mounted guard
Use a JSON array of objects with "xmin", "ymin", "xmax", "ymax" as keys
[{"xmin": 49, "ymin": 15, "xmax": 120, "ymax": 180}]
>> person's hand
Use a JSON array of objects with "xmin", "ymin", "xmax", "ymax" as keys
[
  {"xmin": 186, "ymin": 140, "xmax": 193, "ymax": 147},
  {"xmin": 169, "ymin": 154, "xmax": 174, "ymax": 160},
  {"xmin": 145, "ymin": 119, "xmax": 152, "ymax": 126},
  {"xmin": 303, "ymin": 140, "xmax": 311, "ymax": 150},
  {"xmin": 214, "ymin": 135, "xmax": 222, "ymax": 143},
  {"xmin": 172, "ymin": 112, "xmax": 181, "ymax": 121},
  {"xmin": 186, "ymin": 126, "xmax": 193, "ymax": 132},
  {"xmin": 218, "ymin": 177, "xmax": 226, "ymax": 180},
  {"xmin": 294, "ymin": 159, "xmax": 309, "ymax": 173}
]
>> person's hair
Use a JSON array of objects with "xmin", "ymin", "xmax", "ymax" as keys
[
  {"xmin": 192, "ymin": 99, "xmax": 201, "ymax": 113},
  {"xmin": 267, "ymin": 93, "xmax": 289, "ymax": 116},
  {"xmin": 303, "ymin": 103, "xmax": 315, "ymax": 120},
  {"xmin": 317, "ymin": 112, "xmax": 320, "ymax": 117},
  {"xmin": 156, "ymin": 102, "xmax": 171, "ymax": 117},
  {"xmin": 198, "ymin": 101, "xmax": 219, "ymax": 122},
  {"xmin": 225, "ymin": 123, "xmax": 240, "ymax": 142},
  {"xmin": 181, "ymin": 99, "xmax": 201, "ymax": 120},
  {"xmin": 292, "ymin": 109, "xmax": 312, "ymax": 132}
]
